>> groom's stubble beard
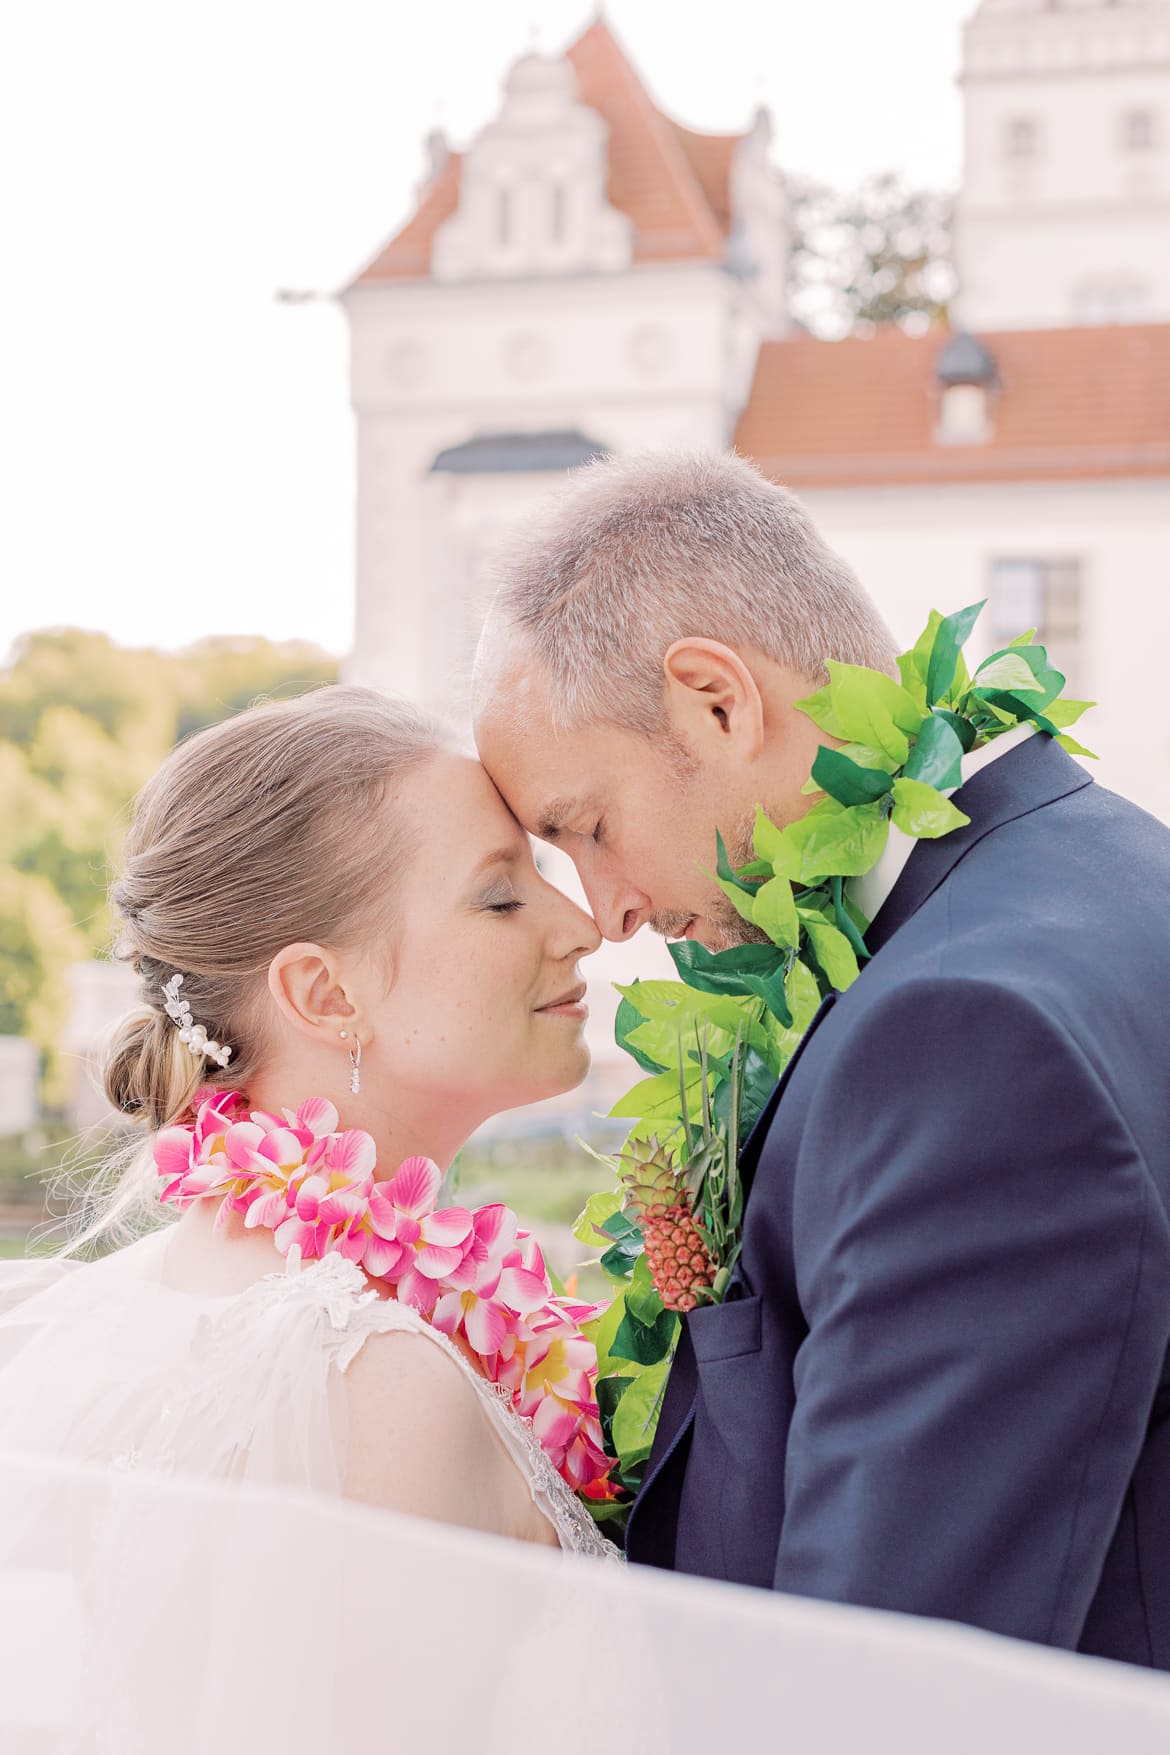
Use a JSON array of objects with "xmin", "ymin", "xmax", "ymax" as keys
[{"xmin": 649, "ymin": 804, "xmax": 772, "ymax": 950}]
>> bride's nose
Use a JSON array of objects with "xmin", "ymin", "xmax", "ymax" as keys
[{"xmin": 548, "ymin": 891, "xmax": 602, "ymax": 960}]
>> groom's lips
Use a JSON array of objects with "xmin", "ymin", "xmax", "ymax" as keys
[{"xmin": 536, "ymin": 983, "xmax": 589, "ymax": 1019}]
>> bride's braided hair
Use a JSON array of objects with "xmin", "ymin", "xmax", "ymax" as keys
[{"xmin": 103, "ymin": 686, "xmax": 447, "ymax": 1133}]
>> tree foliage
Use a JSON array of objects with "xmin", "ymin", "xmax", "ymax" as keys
[
  {"xmin": 0, "ymin": 630, "xmax": 339, "ymax": 1099},
  {"xmin": 788, "ymin": 172, "xmax": 955, "ymax": 340}
]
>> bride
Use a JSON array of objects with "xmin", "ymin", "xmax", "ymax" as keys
[{"xmin": 0, "ymin": 684, "xmax": 615, "ymax": 1558}]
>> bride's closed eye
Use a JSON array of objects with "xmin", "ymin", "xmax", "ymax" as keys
[{"xmin": 478, "ymin": 885, "xmax": 525, "ymax": 916}]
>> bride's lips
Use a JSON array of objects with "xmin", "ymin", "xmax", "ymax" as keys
[{"xmin": 535, "ymin": 983, "xmax": 589, "ymax": 1020}]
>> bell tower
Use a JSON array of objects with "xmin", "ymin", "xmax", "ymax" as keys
[{"xmin": 954, "ymin": 0, "xmax": 1170, "ymax": 329}]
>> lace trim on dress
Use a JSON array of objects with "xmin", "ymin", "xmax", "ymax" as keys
[{"xmin": 218, "ymin": 1252, "xmax": 619, "ymax": 1561}]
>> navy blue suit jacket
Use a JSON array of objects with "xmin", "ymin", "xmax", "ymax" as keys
[{"xmin": 626, "ymin": 736, "xmax": 1170, "ymax": 1669}]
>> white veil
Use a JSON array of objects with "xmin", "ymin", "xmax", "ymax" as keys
[{"xmin": 1, "ymin": 1448, "xmax": 1168, "ymax": 1755}]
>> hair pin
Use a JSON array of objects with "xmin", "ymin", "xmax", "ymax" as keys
[{"xmin": 162, "ymin": 972, "xmax": 233, "ymax": 1069}]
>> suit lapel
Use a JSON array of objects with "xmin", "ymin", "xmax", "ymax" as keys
[
  {"xmin": 866, "ymin": 734, "xmax": 1092, "ymax": 955},
  {"xmin": 738, "ymin": 991, "xmax": 839, "ymax": 1196}
]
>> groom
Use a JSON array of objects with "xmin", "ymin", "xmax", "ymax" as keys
[{"xmin": 473, "ymin": 451, "xmax": 1170, "ymax": 1671}]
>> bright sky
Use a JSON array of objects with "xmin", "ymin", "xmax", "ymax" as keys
[{"xmin": 0, "ymin": 0, "xmax": 976, "ymax": 664}]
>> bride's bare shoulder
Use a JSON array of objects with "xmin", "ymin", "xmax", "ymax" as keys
[{"xmin": 340, "ymin": 1321, "xmax": 558, "ymax": 1548}]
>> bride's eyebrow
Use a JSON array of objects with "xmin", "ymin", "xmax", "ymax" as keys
[
  {"xmin": 537, "ymin": 797, "xmax": 579, "ymax": 840},
  {"xmin": 470, "ymin": 844, "xmax": 525, "ymax": 880}
]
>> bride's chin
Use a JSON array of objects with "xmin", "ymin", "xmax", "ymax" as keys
[{"xmin": 530, "ymin": 1043, "xmax": 593, "ymax": 1103}]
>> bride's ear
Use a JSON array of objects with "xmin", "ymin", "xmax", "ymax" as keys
[{"xmin": 267, "ymin": 943, "xmax": 360, "ymax": 1045}]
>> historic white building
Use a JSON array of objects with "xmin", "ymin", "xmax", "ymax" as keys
[
  {"xmin": 955, "ymin": 0, "xmax": 1170, "ymax": 330},
  {"xmin": 340, "ymin": 3, "xmax": 1170, "ymax": 1126}
]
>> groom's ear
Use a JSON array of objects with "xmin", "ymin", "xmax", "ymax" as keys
[{"xmin": 662, "ymin": 639, "xmax": 765, "ymax": 758}]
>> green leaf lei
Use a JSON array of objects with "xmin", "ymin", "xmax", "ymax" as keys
[{"xmin": 577, "ymin": 602, "xmax": 1095, "ymax": 1518}]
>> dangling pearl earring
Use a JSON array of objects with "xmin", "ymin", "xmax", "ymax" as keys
[{"xmin": 339, "ymin": 1029, "xmax": 362, "ymax": 1097}]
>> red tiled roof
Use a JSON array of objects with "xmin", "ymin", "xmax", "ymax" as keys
[
  {"xmin": 350, "ymin": 18, "xmax": 738, "ymax": 286},
  {"xmin": 735, "ymin": 323, "xmax": 1170, "ymax": 486}
]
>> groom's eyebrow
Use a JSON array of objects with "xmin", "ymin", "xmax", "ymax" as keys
[{"xmin": 537, "ymin": 798, "xmax": 578, "ymax": 840}]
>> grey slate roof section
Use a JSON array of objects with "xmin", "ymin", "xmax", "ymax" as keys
[
  {"xmin": 936, "ymin": 331, "xmax": 999, "ymax": 388},
  {"xmin": 430, "ymin": 431, "xmax": 608, "ymax": 474}
]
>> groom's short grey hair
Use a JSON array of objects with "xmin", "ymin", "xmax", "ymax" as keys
[{"xmin": 485, "ymin": 450, "xmax": 897, "ymax": 735}]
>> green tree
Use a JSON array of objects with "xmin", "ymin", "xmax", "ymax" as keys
[
  {"xmin": 0, "ymin": 628, "xmax": 340, "ymax": 1110},
  {"xmin": 788, "ymin": 172, "xmax": 955, "ymax": 340},
  {"xmin": 0, "ymin": 868, "xmax": 88, "ymax": 1105}
]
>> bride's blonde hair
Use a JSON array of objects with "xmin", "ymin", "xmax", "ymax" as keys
[{"xmin": 77, "ymin": 686, "xmax": 446, "ymax": 1246}]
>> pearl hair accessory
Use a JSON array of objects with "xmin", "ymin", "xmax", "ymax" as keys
[{"xmin": 162, "ymin": 972, "xmax": 233, "ymax": 1069}]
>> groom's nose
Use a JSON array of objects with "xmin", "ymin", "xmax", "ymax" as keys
[{"xmin": 576, "ymin": 868, "xmax": 649, "ymax": 943}]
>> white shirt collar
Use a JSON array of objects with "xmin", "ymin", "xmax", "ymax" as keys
[{"xmin": 848, "ymin": 723, "xmax": 1036, "ymax": 928}]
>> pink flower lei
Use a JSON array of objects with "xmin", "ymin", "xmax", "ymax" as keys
[{"xmin": 154, "ymin": 1089, "xmax": 616, "ymax": 1498}]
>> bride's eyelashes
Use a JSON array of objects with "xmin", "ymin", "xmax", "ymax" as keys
[{"xmin": 477, "ymin": 886, "xmax": 525, "ymax": 916}]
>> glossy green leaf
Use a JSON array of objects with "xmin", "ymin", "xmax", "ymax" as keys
[
  {"xmin": 792, "ymin": 681, "xmax": 846, "ymax": 739},
  {"xmin": 752, "ymin": 806, "xmax": 785, "ymax": 866},
  {"xmin": 611, "ymin": 1304, "xmax": 677, "ymax": 1367},
  {"xmin": 902, "ymin": 713, "xmax": 965, "ymax": 791},
  {"xmin": 1046, "ymin": 697, "xmax": 1095, "ymax": 730},
  {"xmin": 973, "ymin": 651, "xmax": 1045, "ymax": 694},
  {"xmin": 810, "ymin": 745, "xmax": 895, "ymax": 807},
  {"xmin": 800, "ymin": 912, "xmax": 861, "ymax": 990},
  {"xmin": 625, "ymin": 1252, "xmax": 665, "ymax": 1325},
  {"xmin": 595, "ymin": 1372, "xmax": 632, "ymax": 1455},
  {"xmin": 975, "ymin": 690, "xmax": 1061, "ymax": 734},
  {"xmin": 611, "ymin": 1359, "xmax": 672, "ymax": 1466},
  {"xmin": 926, "ymin": 601, "xmax": 985, "ymax": 707},
  {"xmin": 933, "ymin": 708, "xmax": 977, "ymax": 753},
  {"xmin": 1056, "ymin": 733, "xmax": 1098, "ymax": 759},
  {"xmin": 799, "ymin": 800, "xmax": 891, "ymax": 880},
  {"xmin": 897, "ymin": 608, "xmax": 944, "ymax": 707},
  {"xmin": 821, "ymin": 662, "xmax": 922, "ymax": 763},
  {"xmin": 572, "ymin": 1188, "xmax": 622, "ymax": 1247},
  {"xmin": 614, "ymin": 994, "xmax": 667, "ymax": 1076},
  {"xmin": 667, "ymin": 938, "xmax": 786, "ymax": 996},
  {"xmin": 890, "ymin": 777, "xmax": 971, "ymax": 839},
  {"xmin": 839, "ymin": 742, "xmax": 897, "ymax": 770},
  {"xmin": 751, "ymin": 873, "xmax": 800, "ymax": 947},
  {"xmin": 830, "ymin": 874, "xmax": 871, "ymax": 961},
  {"xmin": 715, "ymin": 829, "xmax": 755, "ymax": 897},
  {"xmin": 739, "ymin": 959, "xmax": 794, "ymax": 1027},
  {"xmin": 609, "ymin": 1063, "xmax": 701, "ymax": 1121},
  {"xmin": 976, "ymin": 643, "xmax": 1065, "ymax": 711}
]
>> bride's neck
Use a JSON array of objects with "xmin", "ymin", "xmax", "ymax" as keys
[{"xmin": 243, "ymin": 1063, "xmax": 476, "ymax": 1177}]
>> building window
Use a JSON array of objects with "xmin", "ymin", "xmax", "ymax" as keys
[
  {"xmin": 1004, "ymin": 116, "xmax": 1039, "ymax": 161},
  {"xmin": 550, "ymin": 184, "xmax": 565, "ymax": 244},
  {"xmin": 497, "ymin": 188, "xmax": 513, "ymax": 248},
  {"xmin": 937, "ymin": 384, "xmax": 992, "ymax": 445},
  {"xmin": 1072, "ymin": 277, "xmax": 1150, "ymax": 324},
  {"xmin": 1122, "ymin": 109, "xmax": 1157, "ymax": 152},
  {"xmin": 988, "ymin": 559, "xmax": 1084, "ymax": 694}
]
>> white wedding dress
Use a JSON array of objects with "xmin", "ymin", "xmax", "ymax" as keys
[
  {"xmin": 1, "ymin": 1235, "xmax": 1169, "ymax": 1754},
  {"xmin": 0, "ymin": 1226, "xmax": 612, "ymax": 1559}
]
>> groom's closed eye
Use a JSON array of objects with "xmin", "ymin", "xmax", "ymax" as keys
[{"xmin": 536, "ymin": 798, "xmax": 579, "ymax": 841}]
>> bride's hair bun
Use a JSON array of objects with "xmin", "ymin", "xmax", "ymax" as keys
[
  {"xmin": 102, "ymin": 1001, "xmax": 198, "ymax": 1131},
  {"xmin": 100, "ymin": 686, "xmax": 446, "ymax": 1134}
]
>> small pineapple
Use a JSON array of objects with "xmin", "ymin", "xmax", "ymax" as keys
[{"xmin": 620, "ymin": 1136, "xmax": 717, "ymax": 1314}]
